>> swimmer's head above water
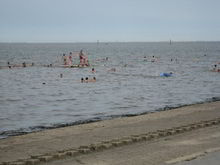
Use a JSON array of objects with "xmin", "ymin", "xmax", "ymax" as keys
[{"xmin": 85, "ymin": 77, "xmax": 88, "ymax": 82}]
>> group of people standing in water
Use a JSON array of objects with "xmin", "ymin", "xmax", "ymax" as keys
[
  {"xmin": 3, "ymin": 61, "xmax": 35, "ymax": 69},
  {"xmin": 81, "ymin": 67, "xmax": 97, "ymax": 83},
  {"xmin": 62, "ymin": 49, "xmax": 89, "ymax": 67},
  {"xmin": 59, "ymin": 67, "xmax": 97, "ymax": 83},
  {"xmin": 81, "ymin": 77, "xmax": 96, "ymax": 83},
  {"xmin": 1, "ymin": 50, "xmax": 219, "ymax": 78}
]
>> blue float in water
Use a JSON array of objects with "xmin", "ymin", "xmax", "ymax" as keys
[{"xmin": 160, "ymin": 72, "xmax": 173, "ymax": 77}]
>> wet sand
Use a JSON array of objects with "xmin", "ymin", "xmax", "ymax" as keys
[{"xmin": 0, "ymin": 101, "xmax": 220, "ymax": 165}]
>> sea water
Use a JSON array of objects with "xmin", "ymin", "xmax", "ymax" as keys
[{"xmin": 0, "ymin": 42, "xmax": 220, "ymax": 138}]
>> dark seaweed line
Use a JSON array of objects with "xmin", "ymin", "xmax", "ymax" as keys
[{"xmin": 0, "ymin": 97, "xmax": 220, "ymax": 139}]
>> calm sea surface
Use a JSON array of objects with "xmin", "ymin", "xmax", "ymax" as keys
[{"xmin": 0, "ymin": 42, "xmax": 220, "ymax": 138}]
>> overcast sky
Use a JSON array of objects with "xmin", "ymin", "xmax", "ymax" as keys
[{"xmin": 0, "ymin": 0, "xmax": 220, "ymax": 42}]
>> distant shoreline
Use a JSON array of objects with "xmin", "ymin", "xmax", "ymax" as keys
[{"xmin": 0, "ymin": 41, "xmax": 220, "ymax": 44}]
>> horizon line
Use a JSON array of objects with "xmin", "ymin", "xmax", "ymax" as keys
[{"xmin": 0, "ymin": 40, "xmax": 220, "ymax": 44}]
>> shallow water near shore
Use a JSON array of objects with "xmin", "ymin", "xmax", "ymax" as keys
[{"xmin": 0, "ymin": 42, "xmax": 220, "ymax": 138}]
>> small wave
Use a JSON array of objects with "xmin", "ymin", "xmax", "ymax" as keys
[
  {"xmin": 0, "ymin": 129, "xmax": 30, "ymax": 139},
  {"xmin": 4, "ymin": 98, "xmax": 23, "ymax": 102},
  {"xmin": 110, "ymin": 105, "xmax": 139, "ymax": 110},
  {"xmin": 55, "ymin": 98, "xmax": 77, "ymax": 102},
  {"xmin": 43, "ymin": 98, "xmax": 77, "ymax": 103},
  {"xmin": 119, "ymin": 105, "xmax": 139, "ymax": 109},
  {"xmin": 30, "ymin": 87, "xmax": 40, "ymax": 89},
  {"xmin": 130, "ymin": 73, "xmax": 159, "ymax": 78},
  {"xmin": 111, "ymin": 72, "xmax": 160, "ymax": 79},
  {"xmin": 0, "ymin": 117, "xmax": 10, "ymax": 121},
  {"xmin": 93, "ymin": 112, "xmax": 106, "ymax": 116}
]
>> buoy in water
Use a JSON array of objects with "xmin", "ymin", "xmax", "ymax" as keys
[{"xmin": 160, "ymin": 72, "xmax": 173, "ymax": 77}]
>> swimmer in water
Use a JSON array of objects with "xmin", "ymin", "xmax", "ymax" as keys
[
  {"xmin": 81, "ymin": 77, "xmax": 96, "ymax": 83},
  {"xmin": 143, "ymin": 56, "xmax": 148, "ymax": 62},
  {"xmin": 85, "ymin": 77, "xmax": 89, "ymax": 83},
  {"xmin": 68, "ymin": 52, "xmax": 73, "ymax": 65},
  {"xmin": 63, "ymin": 54, "xmax": 67, "ymax": 65},
  {"xmin": 151, "ymin": 56, "xmax": 156, "ymax": 62},
  {"xmin": 22, "ymin": 62, "xmax": 26, "ymax": 67},
  {"xmin": 79, "ymin": 50, "xmax": 89, "ymax": 67},
  {"xmin": 87, "ymin": 77, "xmax": 96, "ymax": 82},
  {"xmin": 212, "ymin": 64, "xmax": 220, "ymax": 72},
  {"xmin": 91, "ymin": 77, "xmax": 96, "ymax": 82},
  {"xmin": 91, "ymin": 68, "xmax": 96, "ymax": 73},
  {"xmin": 79, "ymin": 50, "xmax": 84, "ymax": 65}
]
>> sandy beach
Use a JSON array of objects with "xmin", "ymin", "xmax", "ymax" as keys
[
  {"xmin": 1, "ymin": 1, "xmax": 220, "ymax": 164},
  {"xmin": 0, "ymin": 101, "xmax": 220, "ymax": 165}
]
